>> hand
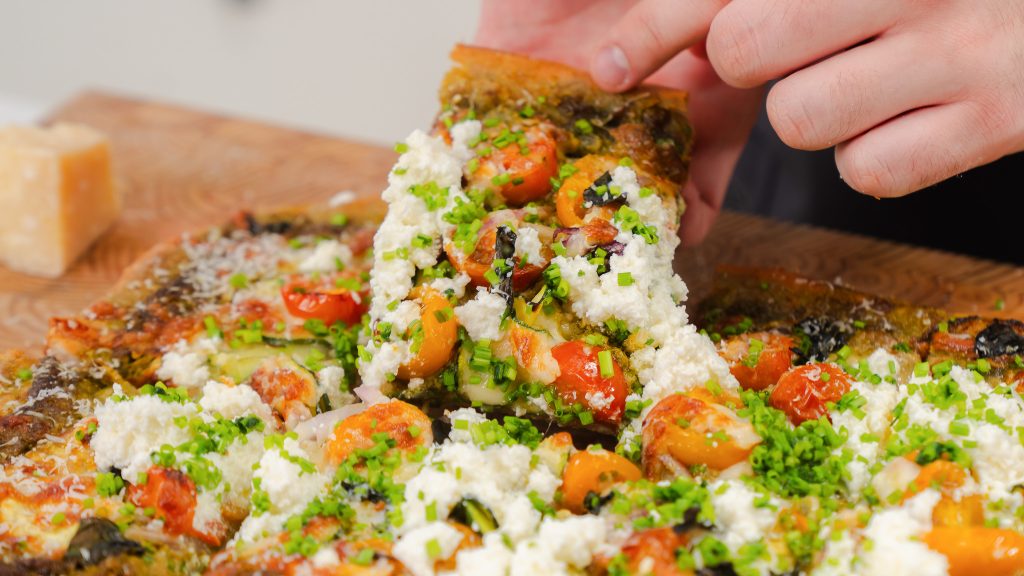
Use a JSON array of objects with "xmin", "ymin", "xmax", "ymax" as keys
[
  {"xmin": 698, "ymin": 0, "xmax": 1024, "ymax": 197},
  {"xmin": 475, "ymin": 0, "xmax": 763, "ymax": 246}
]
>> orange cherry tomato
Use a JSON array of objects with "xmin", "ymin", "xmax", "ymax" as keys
[
  {"xmin": 555, "ymin": 155, "xmax": 621, "ymax": 227},
  {"xmin": 447, "ymin": 223, "xmax": 551, "ymax": 293},
  {"xmin": 126, "ymin": 466, "xmax": 221, "ymax": 546},
  {"xmin": 933, "ymin": 494, "xmax": 986, "ymax": 528},
  {"xmin": 924, "ymin": 526, "xmax": 1024, "ymax": 576},
  {"xmin": 494, "ymin": 130, "xmax": 559, "ymax": 205},
  {"xmin": 619, "ymin": 527, "xmax": 692, "ymax": 576},
  {"xmin": 325, "ymin": 400, "xmax": 433, "ymax": 464},
  {"xmin": 397, "ymin": 288, "xmax": 458, "ymax": 380},
  {"xmin": 769, "ymin": 363, "xmax": 851, "ymax": 424},
  {"xmin": 550, "ymin": 341, "xmax": 628, "ymax": 425},
  {"xmin": 904, "ymin": 459, "xmax": 967, "ymax": 500},
  {"xmin": 721, "ymin": 332, "xmax": 795, "ymax": 391},
  {"xmin": 281, "ymin": 278, "xmax": 367, "ymax": 327},
  {"xmin": 560, "ymin": 450, "xmax": 642, "ymax": 514},
  {"xmin": 642, "ymin": 391, "xmax": 759, "ymax": 476}
]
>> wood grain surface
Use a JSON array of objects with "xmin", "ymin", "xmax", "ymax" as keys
[{"xmin": 0, "ymin": 91, "xmax": 1021, "ymax": 350}]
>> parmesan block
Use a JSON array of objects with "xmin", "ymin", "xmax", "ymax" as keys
[{"xmin": 0, "ymin": 123, "xmax": 120, "ymax": 277}]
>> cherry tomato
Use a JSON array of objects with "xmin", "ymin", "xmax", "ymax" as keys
[
  {"xmin": 642, "ymin": 390, "xmax": 759, "ymax": 477},
  {"xmin": 493, "ymin": 130, "xmax": 559, "ymax": 205},
  {"xmin": 619, "ymin": 527, "xmax": 692, "ymax": 576},
  {"xmin": 721, "ymin": 332, "xmax": 795, "ymax": 391},
  {"xmin": 924, "ymin": 526, "xmax": 1024, "ymax": 576},
  {"xmin": 550, "ymin": 341, "xmax": 628, "ymax": 425},
  {"xmin": 555, "ymin": 155, "xmax": 620, "ymax": 227},
  {"xmin": 281, "ymin": 278, "xmax": 366, "ymax": 326},
  {"xmin": 446, "ymin": 211, "xmax": 552, "ymax": 291},
  {"xmin": 560, "ymin": 450, "xmax": 642, "ymax": 514},
  {"xmin": 326, "ymin": 400, "xmax": 433, "ymax": 464},
  {"xmin": 769, "ymin": 363, "xmax": 851, "ymax": 424},
  {"xmin": 397, "ymin": 288, "xmax": 458, "ymax": 380},
  {"xmin": 126, "ymin": 466, "xmax": 221, "ymax": 545}
]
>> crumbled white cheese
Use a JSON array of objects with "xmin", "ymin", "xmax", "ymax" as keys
[
  {"xmin": 299, "ymin": 239, "xmax": 353, "ymax": 273},
  {"xmin": 858, "ymin": 490, "xmax": 947, "ymax": 576},
  {"xmin": 199, "ymin": 380, "xmax": 275, "ymax": 424},
  {"xmin": 234, "ymin": 438, "xmax": 327, "ymax": 543},
  {"xmin": 514, "ymin": 226, "xmax": 543, "ymax": 265},
  {"xmin": 509, "ymin": 515, "xmax": 608, "ymax": 575},
  {"xmin": 91, "ymin": 385, "xmax": 198, "ymax": 480},
  {"xmin": 709, "ymin": 480, "xmax": 779, "ymax": 551},
  {"xmin": 156, "ymin": 338, "xmax": 217, "ymax": 389},
  {"xmin": 455, "ymin": 288, "xmax": 508, "ymax": 342},
  {"xmin": 393, "ymin": 522, "xmax": 465, "ymax": 576},
  {"xmin": 315, "ymin": 365, "xmax": 352, "ymax": 410}
]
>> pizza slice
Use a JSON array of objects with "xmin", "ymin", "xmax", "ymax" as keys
[
  {"xmin": 0, "ymin": 202, "xmax": 385, "ymax": 570},
  {"xmin": 360, "ymin": 45, "xmax": 735, "ymax": 444}
]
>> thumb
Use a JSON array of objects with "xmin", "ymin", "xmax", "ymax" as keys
[{"xmin": 590, "ymin": 0, "xmax": 727, "ymax": 91}]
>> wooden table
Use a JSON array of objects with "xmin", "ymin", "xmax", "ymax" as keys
[{"xmin": 1, "ymin": 92, "xmax": 1022, "ymax": 350}]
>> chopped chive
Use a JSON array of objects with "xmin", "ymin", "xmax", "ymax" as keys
[
  {"xmin": 617, "ymin": 272, "xmax": 634, "ymax": 286},
  {"xmin": 597, "ymin": 350, "xmax": 614, "ymax": 378}
]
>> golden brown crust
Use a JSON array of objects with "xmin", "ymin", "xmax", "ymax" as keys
[
  {"xmin": 441, "ymin": 44, "xmax": 694, "ymax": 193},
  {"xmin": 446, "ymin": 44, "xmax": 690, "ymax": 116}
]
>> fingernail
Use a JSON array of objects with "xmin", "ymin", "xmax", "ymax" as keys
[{"xmin": 592, "ymin": 45, "xmax": 630, "ymax": 90}]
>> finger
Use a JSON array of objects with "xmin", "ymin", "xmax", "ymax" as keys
[
  {"xmin": 766, "ymin": 33, "xmax": 965, "ymax": 151},
  {"xmin": 708, "ymin": 0, "xmax": 908, "ymax": 88},
  {"xmin": 836, "ymin": 101, "xmax": 1020, "ymax": 197},
  {"xmin": 664, "ymin": 54, "xmax": 763, "ymax": 245},
  {"xmin": 590, "ymin": 0, "xmax": 727, "ymax": 92}
]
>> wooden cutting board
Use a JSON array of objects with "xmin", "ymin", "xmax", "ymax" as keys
[{"xmin": 1, "ymin": 91, "xmax": 1022, "ymax": 350}]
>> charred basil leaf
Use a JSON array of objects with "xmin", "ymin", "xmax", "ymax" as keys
[
  {"xmin": 791, "ymin": 317, "xmax": 852, "ymax": 364},
  {"xmin": 493, "ymin": 225, "xmax": 517, "ymax": 307},
  {"xmin": 63, "ymin": 518, "xmax": 145, "ymax": 567},
  {"xmin": 449, "ymin": 498, "xmax": 498, "ymax": 534},
  {"xmin": 431, "ymin": 417, "xmax": 453, "ymax": 443},
  {"xmin": 671, "ymin": 505, "xmax": 712, "ymax": 533},
  {"xmin": 975, "ymin": 320, "xmax": 1024, "ymax": 358},
  {"xmin": 583, "ymin": 490, "xmax": 615, "ymax": 515},
  {"xmin": 316, "ymin": 393, "xmax": 332, "ymax": 415},
  {"xmin": 582, "ymin": 171, "xmax": 616, "ymax": 207}
]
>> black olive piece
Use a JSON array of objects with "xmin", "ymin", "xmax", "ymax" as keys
[
  {"xmin": 493, "ymin": 225, "xmax": 517, "ymax": 308},
  {"xmin": 63, "ymin": 518, "xmax": 145, "ymax": 567},
  {"xmin": 791, "ymin": 317, "xmax": 852, "ymax": 364},
  {"xmin": 316, "ymin": 393, "xmax": 332, "ymax": 415},
  {"xmin": 975, "ymin": 320, "xmax": 1024, "ymax": 358},
  {"xmin": 431, "ymin": 418, "xmax": 453, "ymax": 443},
  {"xmin": 582, "ymin": 172, "xmax": 617, "ymax": 207},
  {"xmin": 582, "ymin": 490, "xmax": 615, "ymax": 515},
  {"xmin": 449, "ymin": 498, "xmax": 499, "ymax": 534}
]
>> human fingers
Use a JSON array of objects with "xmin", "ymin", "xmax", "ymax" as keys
[
  {"xmin": 661, "ymin": 54, "xmax": 763, "ymax": 245},
  {"xmin": 707, "ymin": 0, "xmax": 907, "ymax": 88},
  {"xmin": 836, "ymin": 100, "xmax": 1024, "ymax": 198},
  {"xmin": 765, "ymin": 32, "xmax": 965, "ymax": 151},
  {"xmin": 590, "ymin": 0, "xmax": 728, "ymax": 92}
]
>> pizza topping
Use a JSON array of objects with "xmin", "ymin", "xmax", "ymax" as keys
[
  {"xmin": 769, "ymin": 363, "xmax": 852, "ymax": 424},
  {"xmin": 281, "ymin": 277, "xmax": 367, "ymax": 327},
  {"xmin": 550, "ymin": 341, "xmax": 628, "ymax": 425}
]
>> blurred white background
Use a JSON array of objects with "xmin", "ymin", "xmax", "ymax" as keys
[{"xmin": 0, "ymin": 1, "xmax": 481, "ymax": 144}]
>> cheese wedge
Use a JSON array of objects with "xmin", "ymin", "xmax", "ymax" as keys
[{"xmin": 0, "ymin": 123, "xmax": 120, "ymax": 277}]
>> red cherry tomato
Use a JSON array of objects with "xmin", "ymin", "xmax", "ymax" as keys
[
  {"xmin": 619, "ymin": 527, "xmax": 692, "ymax": 576},
  {"xmin": 281, "ymin": 278, "xmax": 366, "ymax": 326},
  {"xmin": 721, "ymin": 332, "xmax": 795, "ymax": 391},
  {"xmin": 770, "ymin": 363, "xmax": 851, "ymax": 424},
  {"xmin": 495, "ymin": 130, "xmax": 559, "ymax": 205},
  {"xmin": 126, "ymin": 467, "xmax": 220, "ymax": 545},
  {"xmin": 550, "ymin": 341, "xmax": 628, "ymax": 425}
]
